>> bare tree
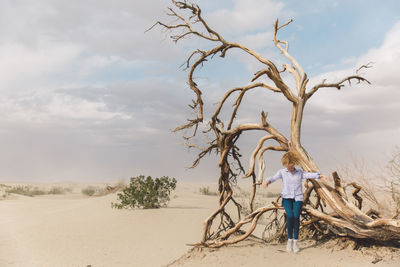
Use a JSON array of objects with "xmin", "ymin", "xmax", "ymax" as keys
[{"xmin": 149, "ymin": 0, "xmax": 400, "ymax": 247}]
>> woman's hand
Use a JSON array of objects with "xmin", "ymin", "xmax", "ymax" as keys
[{"xmin": 262, "ymin": 180, "xmax": 270, "ymax": 189}]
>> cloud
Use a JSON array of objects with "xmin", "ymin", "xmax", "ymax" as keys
[
  {"xmin": 0, "ymin": 1, "xmax": 399, "ymax": 182},
  {"xmin": 0, "ymin": 0, "xmax": 193, "ymax": 181},
  {"xmin": 237, "ymin": 31, "xmax": 274, "ymax": 50},
  {"xmin": 300, "ymin": 20, "xmax": 400, "ymax": 169},
  {"xmin": 308, "ymin": 21, "xmax": 400, "ymax": 113},
  {"xmin": 0, "ymin": 42, "xmax": 82, "ymax": 90},
  {"xmin": 206, "ymin": 0, "xmax": 286, "ymax": 35},
  {"xmin": 358, "ymin": 21, "xmax": 400, "ymax": 86},
  {"xmin": 0, "ymin": 0, "xmax": 192, "ymax": 125},
  {"xmin": 0, "ymin": 0, "xmax": 182, "ymax": 61}
]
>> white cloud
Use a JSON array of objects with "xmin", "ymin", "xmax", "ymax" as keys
[
  {"xmin": 0, "ymin": 1, "xmax": 192, "ymax": 181},
  {"xmin": 309, "ymin": 20, "xmax": 400, "ymax": 112},
  {"xmin": 0, "ymin": 0, "xmax": 181, "ymax": 61},
  {"xmin": 0, "ymin": 90, "xmax": 131, "ymax": 124},
  {"xmin": 0, "ymin": 42, "xmax": 82, "ymax": 90},
  {"xmin": 237, "ymin": 31, "xmax": 274, "ymax": 50},
  {"xmin": 45, "ymin": 94, "xmax": 131, "ymax": 121},
  {"xmin": 0, "ymin": 1, "xmax": 399, "ymax": 182},
  {"xmin": 207, "ymin": 0, "xmax": 286, "ymax": 35},
  {"xmin": 301, "ymin": 20, "xmax": 400, "ymax": 171},
  {"xmin": 340, "ymin": 56, "xmax": 356, "ymax": 65},
  {"xmin": 357, "ymin": 21, "xmax": 400, "ymax": 86}
]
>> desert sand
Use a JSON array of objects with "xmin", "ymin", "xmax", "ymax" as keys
[{"xmin": 0, "ymin": 182, "xmax": 399, "ymax": 267}]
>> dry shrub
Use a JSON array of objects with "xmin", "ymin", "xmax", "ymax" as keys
[
  {"xmin": 81, "ymin": 186, "xmax": 97, "ymax": 196},
  {"xmin": 81, "ymin": 180, "xmax": 126, "ymax": 197},
  {"xmin": 199, "ymin": 186, "xmax": 218, "ymax": 196},
  {"xmin": 338, "ymin": 153, "xmax": 399, "ymax": 218},
  {"xmin": 48, "ymin": 186, "xmax": 72, "ymax": 194},
  {"xmin": 6, "ymin": 186, "xmax": 46, "ymax": 197},
  {"xmin": 386, "ymin": 147, "xmax": 400, "ymax": 218}
]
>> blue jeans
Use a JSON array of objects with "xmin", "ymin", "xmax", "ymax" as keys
[{"xmin": 282, "ymin": 198, "xmax": 303, "ymax": 239}]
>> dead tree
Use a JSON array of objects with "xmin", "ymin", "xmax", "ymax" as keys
[{"xmin": 149, "ymin": 0, "xmax": 400, "ymax": 247}]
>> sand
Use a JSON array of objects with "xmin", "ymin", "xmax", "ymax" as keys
[
  {"xmin": 0, "ymin": 182, "xmax": 399, "ymax": 267},
  {"xmin": 169, "ymin": 239, "xmax": 400, "ymax": 267}
]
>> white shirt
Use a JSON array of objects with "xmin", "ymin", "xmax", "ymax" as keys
[{"xmin": 266, "ymin": 167, "xmax": 320, "ymax": 201}]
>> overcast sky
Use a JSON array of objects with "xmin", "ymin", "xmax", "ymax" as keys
[{"xmin": 1, "ymin": 0, "xmax": 399, "ymax": 183}]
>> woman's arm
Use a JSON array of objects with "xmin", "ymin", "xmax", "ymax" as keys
[
  {"xmin": 303, "ymin": 171, "xmax": 331, "ymax": 182},
  {"xmin": 302, "ymin": 171, "xmax": 321, "ymax": 180},
  {"xmin": 262, "ymin": 170, "xmax": 282, "ymax": 188},
  {"xmin": 262, "ymin": 180, "xmax": 271, "ymax": 188}
]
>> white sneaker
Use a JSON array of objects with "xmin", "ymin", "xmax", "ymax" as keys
[
  {"xmin": 293, "ymin": 240, "xmax": 300, "ymax": 253},
  {"xmin": 286, "ymin": 239, "xmax": 293, "ymax": 252}
]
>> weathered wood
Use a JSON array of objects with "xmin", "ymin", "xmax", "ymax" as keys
[
  {"xmin": 348, "ymin": 182, "xmax": 363, "ymax": 210},
  {"xmin": 333, "ymin": 171, "xmax": 347, "ymax": 200}
]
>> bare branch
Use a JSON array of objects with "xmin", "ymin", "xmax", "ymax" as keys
[
  {"xmin": 173, "ymin": 44, "xmax": 229, "ymax": 138},
  {"xmin": 251, "ymin": 65, "xmax": 299, "ymax": 102},
  {"xmin": 181, "ymin": 49, "xmax": 205, "ymax": 69},
  {"xmin": 307, "ymin": 74, "xmax": 371, "ymax": 99},
  {"xmin": 222, "ymin": 123, "xmax": 288, "ymax": 146},
  {"xmin": 168, "ymin": 1, "xmax": 222, "ymax": 42},
  {"xmin": 277, "ymin": 40, "xmax": 289, "ymax": 52},
  {"xmin": 256, "ymin": 145, "xmax": 287, "ymax": 183},
  {"xmin": 187, "ymin": 143, "xmax": 218, "ymax": 169},
  {"xmin": 261, "ymin": 111, "xmax": 268, "ymax": 127},
  {"xmin": 347, "ymin": 182, "xmax": 363, "ymax": 210},
  {"xmin": 276, "ymin": 18, "xmax": 294, "ymax": 31},
  {"xmin": 273, "ymin": 19, "xmax": 305, "ymax": 87},
  {"xmin": 173, "ymin": 117, "xmax": 202, "ymax": 134},
  {"xmin": 201, "ymin": 189, "xmax": 232, "ymax": 243},
  {"xmin": 332, "ymin": 171, "xmax": 347, "ymax": 200},
  {"xmin": 206, "ymin": 205, "xmax": 283, "ymax": 248},
  {"xmin": 226, "ymin": 83, "xmax": 281, "ymax": 130},
  {"xmin": 244, "ymin": 135, "xmax": 276, "ymax": 178},
  {"xmin": 356, "ymin": 62, "xmax": 374, "ymax": 75}
]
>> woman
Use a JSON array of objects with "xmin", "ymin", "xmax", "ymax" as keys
[{"xmin": 262, "ymin": 152, "xmax": 330, "ymax": 253}]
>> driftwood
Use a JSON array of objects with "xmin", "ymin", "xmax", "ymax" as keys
[{"xmin": 150, "ymin": 0, "xmax": 400, "ymax": 247}]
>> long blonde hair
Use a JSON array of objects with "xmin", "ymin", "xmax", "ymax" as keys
[{"xmin": 281, "ymin": 152, "xmax": 299, "ymax": 166}]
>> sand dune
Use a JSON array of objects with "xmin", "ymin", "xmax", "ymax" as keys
[
  {"xmin": 0, "ymin": 182, "xmax": 398, "ymax": 267},
  {"xmin": 0, "ymin": 183, "xmax": 215, "ymax": 266}
]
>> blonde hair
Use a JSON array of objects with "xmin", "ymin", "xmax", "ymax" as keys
[{"xmin": 281, "ymin": 152, "xmax": 299, "ymax": 166}]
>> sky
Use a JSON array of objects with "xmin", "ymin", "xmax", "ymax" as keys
[{"xmin": 0, "ymin": 0, "xmax": 400, "ymax": 183}]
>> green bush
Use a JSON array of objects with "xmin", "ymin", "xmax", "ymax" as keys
[{"xmin": 112, "ymin": 175, "xmax": 177, "ymax": 209}]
